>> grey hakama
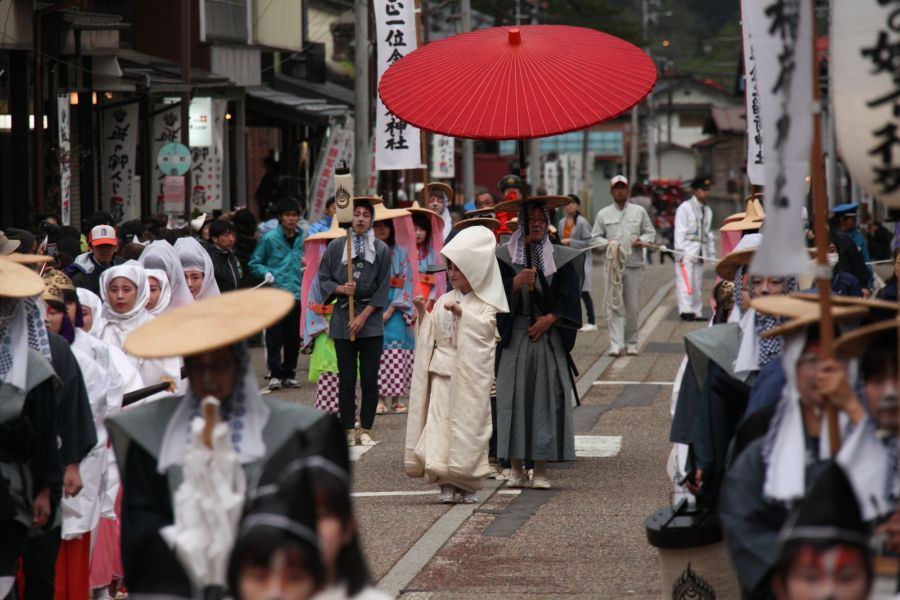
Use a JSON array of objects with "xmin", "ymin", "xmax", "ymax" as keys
[{"xmin": 495, "ymin": 245, "xmax": 584, "ymax": 462}]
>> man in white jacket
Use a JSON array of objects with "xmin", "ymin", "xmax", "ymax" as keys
[{"xmin": 674, "ymin": 176, "xmax": 716, "ymax": 321}]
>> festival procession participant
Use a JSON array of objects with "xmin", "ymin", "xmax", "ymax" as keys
[
  {"xmin": 405, "ymin": 226, "xmax": 508, "ymax": 503},
  {"xmin": 65, "ymin": 225, "xmax": 124, "ymax": 296},
  {"xmin": 40, "ymin": 271, "xmax": 110, "ymax": 600},
  {"xmin": 174, "ymin": 236, "xmax": 222, "ymax": 299},
  {"xmin": 317, "ymin": 196, "xmax": 392, "ymax": 447},
  {"xmin": 425, "ymin": 181, "xmax": 454, "ymax": 241},
  {"xmin": 308, "ymin": 196, "xmax": 337, "ymax": 235},
  {"xmin": 96, "ymin": 262, "xmax": 184, "ymax": 399},
  {"xmin": 720, "ymin": 196, "xmax": 765, "ymax": 257},
  {"xmin": 559, "ymin": 194, "xmax": 598, "ymax": 332},
  {"xmin": 673, "ymin": 175, "xmax": 716, "ymax": 321},
  {"xmin": 719, "ymin": 299, "xmax": 892, "ymax": 598},
  {"xmin": 494, "ymin": 195, "xmax": 585, "ymax": 490},
  {"xmin": 249, "ymin": 197, "xmax": 305, "ymax": 391},
  {"xmin": 0, "ymin": 258, "xmax": 62, "ymax": 600},
  {"xmin": 771, "ymin": 463, "xmax": 873, "ymax": 600},
  {"xmin": 106, "ymin": 288, "xmax": 346, "ymax": 599},
  {"xmin": 302, "ymin": 217, "xmax": 347, "ymax": 416},
  {"xmin": 371, "ymin": 203, "xmax": 417, "ymax": 415},
  {"xmin": 138, "ymin": 240, "xmax": 194, "ymax": 309},
  {"xmin": 589, "ymin": 176, "xmax": 656, "ymax": 356},
  {"xmin": 831, "ymin": 203, "xmax": 874, "ymax": 293},
  {"xmin": 145, "ymin": 267, "xmax": 173, "ymax": 316},
  {"xmin": 407, "ymin": 202, "xmax": 447, "ymax": 312}
]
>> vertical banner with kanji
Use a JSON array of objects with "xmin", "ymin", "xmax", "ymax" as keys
[
  {"xmin": 749, "ymin": 0, "xmax": 813, "ymax": 277},
  {"xmin": 102, "ymin": 103, "xmax": 139, "ymax": 222},
  {"xmin": 374, "ymin": 0, "xmax": 422, "ymax": 170},
  {"xmin": 430, "ymin": 134, "xmax": 455, "ymax": 179},
  {"xmin": 153, "ymin": 104, "xmax": 182, "ymax": 213},
  {"xmin": 57, "ymin": 95, "xmax": 71, "ymax": 226},
  {"xmin": 543, "ymin": 160, "xmax": 559, "ymax": 195},
  {"xmin": 308, "ymin": 118, "xmax": 356, "ymax": 223},
  {"xmin": 190, "ymin": 99, "xmax": 226, "ymax": 213},
  {"xmin": 832, "ymin": 0, "xmax": 900, "ymax": 207},
  {"xmin": 740, "ymin": 0, "xmax": 766, "ymax": 186}
]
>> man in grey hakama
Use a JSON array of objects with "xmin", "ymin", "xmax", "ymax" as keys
[{"xmin": 494, "ymin": 199, "xmax": 585, "ymax": 489}]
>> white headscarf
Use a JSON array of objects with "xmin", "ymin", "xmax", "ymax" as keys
[
  {"xmin": 97, "ymin": 261, "xmax": 153, "ymax": 349},
  {"xmin": 139, "ymin": 241, "xmax": 194, "ymax": 308},
  {"xmin": 174, "ymin": 237, "xmax": 221, "ymax": 299},
  {"xmin": 76, "ymin": 287, "xmax": 103, "ymax": 334},
  {"xmin": 0, "ymin": 296, "xmax": 52, "ymax": 391},
  {"xmin": 145, "ymin": 268, "xmax": 172, "ymax": 316},
  {"xmin": 442, "ymin": 226, "xmax": 509, "ymax": 313}
]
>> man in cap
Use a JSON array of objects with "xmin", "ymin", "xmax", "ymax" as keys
[
  {"xmin": 65, "ymin": 224, "xmax": 123, "ymax": 295},
  {"xmin": 674, "ymin": 176, "xmax": 716, "ymax": 320},
  {"xmin": 0, "ymin": 258, "xmax": 63, "ymax": 600},
  {"xmin": 106, "ymin": 289, "xmax": 345, "ymax": 599},
  {"xmin": 590, "ymin": 175, "xmax": 656, "ymax": 356},
  {"xmin": 831, "ymin": 203, "xmax": 874, "ymax": 293}
]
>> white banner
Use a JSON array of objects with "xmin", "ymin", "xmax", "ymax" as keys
[
  {"xmin": 750, "ymin": 0, "xmax": 813, "ymax": 277},
  {"xmin": 102, "ymin": 103, "xmax": 140, "ymax": 222},
  {"xmin": 152, "ymin": 104, "xmax": 182, "ymax": 213},
  {"xmin": 374, "ymin": 0, "xmax": 421, "ymax": 171},
  {"xmin": 189, "ymin": 97, "xmax": 214, "ymax": 147},
  {"xmin": 190, "ymin": 99, "xmax": 226, "ymax": 213},
  {"xmin": 308, "ymin": 118, "xmax": 356, "ymax": 223},
  {"xmin": 431, "ymin": 134, "xmax": 455, "ymax": 179},
  {"xmin": 833, "ymin": 1, "xmax": 900, "ymax": 207},
  {"xmin": 740, "ymin": 0, "xmax": 766, "ymax": 186},
  {"xmin": 567, "ymin": 153, "xmax": 583, "ymax": 197},
  {"xmin": 57, "ymin": 96, "xmax": 71, "ymax": 226}
]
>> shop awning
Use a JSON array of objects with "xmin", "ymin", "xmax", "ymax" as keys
[{"xmin": 246, "ymin": 86, "xmax": 349, "ymax": 121}]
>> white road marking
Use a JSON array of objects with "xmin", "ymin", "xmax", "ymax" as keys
[
  {"xmin": 352, "ymin": 490, "xmax": 437, "ymax": 498},
  {"xmin": 349, "ymin": 442, "xmax": 379, "ymax": 461},
  {"xmin": 496, "ymin": 489, "xmax": 522, "ymax": 495},
  {"xmin": 574, "ymin": 435, "xmax": 623, "ymax": 457},
  {"xmin": 592, "ymin": 381, "xmax": 675, "ymax": 386}
]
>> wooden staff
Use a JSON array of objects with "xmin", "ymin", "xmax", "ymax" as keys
[
  {"xmin": 808, "ymin": 2, "xmax": 840, "ymax": 455},
  {"xmin": 346, "ymin": 227, "xmax": 356, "ymax": 342}
]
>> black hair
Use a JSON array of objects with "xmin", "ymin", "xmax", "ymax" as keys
[
  {"xmin": 374, "ymin": 217, "xmax": 396, "ymax": 247},
  {"xmin": 566, "ymin": 194, "xmax": 583, "ymax": 220},
  {"xmin": 310, "ymin": 469, "xmax": 371, "ymax": 596},
  {"xmin": 354, "ymin": 200, "xmax": 374, "ymax": 219},
  {"xmin": 226, "ymin": 527, "xmax": 325, "ymax": 600},
  {"xmin": 83, "ymin": 211, "xmax": 115, "ymax": 234},
  {"xmin": 325, "ymin": 197, "xmax": 336, "ymax": 209},
  {"xmin": 412, "ymin": 214, "xmax": 432, "ymax": 247},
  {"xmin": 57, "ymin": 236, "xmax": 82, "ymax": 268},
  {"xmin": 119, "ymin": 219, "xmax": 145, "ymax": 242},
  {"xmin": 209, "ymin": 220, "xmax": 237, "ymax": 239},
  {"xmin": 118, "ymin": 242, "xmax": 145, "ymax": 261},
  {"xmin": 233, "ymin": 209, "xmax": 258, "ymax": 237},
  {"xmin": 275, "ymin": 197, "xmax": 301, "ymax": 216},
  {"xmin": 861, "ymin": 330, "xmax": 899, "ymax": 382},
  {"xmin": 772, "ymin": 539, "xmax": 872, "ymax": 594},
  {"xmin": 885, "ymin": 247, "xmax": 900, "ymax": 288}
]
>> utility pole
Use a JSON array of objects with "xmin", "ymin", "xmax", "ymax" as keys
[
  {"xmin": 643, "ymin": 0, "xmax": 658, "ymax": 181},
  {"xmin": 460, "ymin": 0, "xmax": 475, "ymax": 201},
  {"xmin": 354, "ymin": 0, "xmax": 370, "ymax": 194},
  {"xmin": 181, "ymin": 0, "xmax": 192, "ymax": 220}
]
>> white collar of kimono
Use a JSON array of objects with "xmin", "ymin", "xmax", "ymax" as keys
[
  {"xmin": 442, "ymin": 226, "xmax": 509, "ymax": 313},
  {"xmin": 341, "ymin": 228, "xmax": 376, "ymax": 265},
  {"xmin": 733, "ymin": 307, "xmax": 759, "ymax": 380},
  {"xmin": 174, "ymin": 237, "xmax": 221, "ymax": 299},
  {"xmin": 99, "ymin": 262, "xmax": 151, "ymax": 322},
  {"xmin": 145, "ymin": 268, "xmax": 173, "ymax": 316},
  {"xmin": 158, "ymin": 346, "xmax": 269, "ymax": 473},
  {"xmin": 138, "ymin": 241, "xmax": 195, "ymax": 309},
  {"xmin": 0, "ymin": 296, "xmax": 52, "ymax": 391},
  {"xmin": 507, "ymin": 227, "xmax": 557, "ymax": 277}
]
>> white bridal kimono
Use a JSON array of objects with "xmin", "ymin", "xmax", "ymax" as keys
[{"xmin": 404, "ymin": 289, "xmax": 499, "ymax": 493}]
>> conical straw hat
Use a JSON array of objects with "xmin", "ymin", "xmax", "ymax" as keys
[
  {"xmin": 124, "ymin": 288, "xmax": 295, "ymax": 358},
  {"xmin": 0, "ymin": 257, "xmax": 46, "ymax": 298},
  {"xmin": 750, "ymin": 295, "xmax": 868, "ymax": 338},
  {"xmin": 721, "ymin": 197, "xmax": 765, "ymax": 232}
]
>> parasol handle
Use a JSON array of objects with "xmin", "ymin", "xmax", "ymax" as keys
[
  {"xmin": 346, "ymin": 229, "xmax": 356, "ymax": 342},
  {"xmin": 201, "ymin": 397, "xmax": 220, "ymax": 450}
]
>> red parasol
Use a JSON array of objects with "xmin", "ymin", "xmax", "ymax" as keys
[{"xmin": 379, "ymin": 25, "xmax": 657, "ymax": 141}]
